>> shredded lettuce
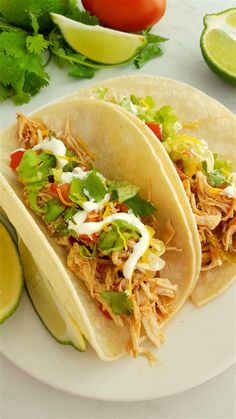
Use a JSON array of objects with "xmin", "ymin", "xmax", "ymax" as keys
[
  {"xmin": 44, "ymin": 199, "xmax": 65, "ymax": 223},
  {"xmin": 108, "ymin": 180, "xmax": 139, "ymax": 203},
  {"xmin": 25, "ymin": 181, "xmax": 47, "ymax": 214},
  {"xmin": 84, "ymin": 170, "xmax": 107, "ymax": 202},
  {"xmin": 79, "ymin": 245, "xmax": 97, "ymax": 259},
  {"xmin": 164, "ymin": 135, "xmax": 215, "ymax": 177},
  {"xmin": 17, "ymin": 150, "xmax": 56, "ymax": 183},
  {"xmin": 69, "ymin": 178, "xmax": 87, "ymax": 207}
]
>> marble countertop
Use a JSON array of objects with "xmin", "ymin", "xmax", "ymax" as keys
[{"xmin": 0, "ymin": 0, "xmax": 235, "ymax": 417}]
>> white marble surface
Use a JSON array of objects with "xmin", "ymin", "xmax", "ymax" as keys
[{"xmin": 0, "ymin": 0, "xmax": 236, "ymax": 417}]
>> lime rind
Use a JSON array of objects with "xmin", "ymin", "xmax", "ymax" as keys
[
  {"xmin": 0, "ymin": 208, "xmax": 18, "ymax": 244},
  {"xmin": 200, "ymin": 8, "xmax": 236, "ymax": 85},
  {"xmin": 19, "ymin": 240, "xmax": 86, "ymax": 351},
  {"xmin": 0, "ymin": 223, "xmax": 24, "ymax": 325}
]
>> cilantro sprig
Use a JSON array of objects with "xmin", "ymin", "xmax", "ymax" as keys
[
  {"xmin": 0, "ymin": 3, "xmax": 168, "ymax": 104},
  {"xmin": 0, "ymin": 17, "xmax": 49, "ymax": 104}
]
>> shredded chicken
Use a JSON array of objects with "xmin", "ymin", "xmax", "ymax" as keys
[
  {"xmin": 16, "ymin": 114, "xmax": 178, "ymax": 360},
  {"xmin": 178, "ymin": 167, "xmax": 236, "ymax": 270}
]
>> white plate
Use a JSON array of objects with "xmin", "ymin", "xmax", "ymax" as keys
[
  {"xmin": 0, "ymin": 0, "xmax": 236, "ymax": 401},
  {"xmin": 0, "ymin": 284, "xmax": 235, "ymax": 401}
]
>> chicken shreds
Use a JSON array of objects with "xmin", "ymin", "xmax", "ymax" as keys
[{"xmin": 179, "ymin": 168, "xmax": 236, "ymax": 270}]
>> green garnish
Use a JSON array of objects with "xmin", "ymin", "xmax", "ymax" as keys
[
  {"xmin": 25, "ymin": 181, "xmax": 47, "ymax": 214},
  {"xmin": 97, "ymin": 224, "xmax": 124, "ymax": 255},
  {"xmin": 0, "ymin": 18, "xmax": 49, "ymax": 104},
  {"xmin": 125, "ymin": 194, "xmax": 156, "ymax": 217},
  {"xmin": 134, "ymin": 30, "xmax": 168, "ymax": 69},
  {"xmin": 17, "ymin": 150, "xmax": 56, "ymax": 183},
  {"xmin": 84, "ymin": 171, "xmax": 107, "ymax": 202},
  {"xmin": 108, "ymin": 180, "xmax": 139, "ymax": 203},
  {"xmin": 202, "ymin": 154, "xmax": 233, "ymax": 187},
  {"xmin": 44, "ymin": 199, "xmax": 65, "ymax": 223},
  {"xmin": 79, "ymin": 245, "xmax": 97, "ymax": 259},
  {"xmin": 69, "ymin": 178, "xmax": 87, "ymax": 207},
  {"xmin": 101, "ymin": 291, "xmax": 133, "ymax": 315}
]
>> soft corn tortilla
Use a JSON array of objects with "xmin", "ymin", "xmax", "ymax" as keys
[
  {"xmin": 64, "ymin": 75, "xmax": 236, "ymax": 306},
  {"xmin": 0, "ymin": 98, "xmax": 197, "ymax": 360}
]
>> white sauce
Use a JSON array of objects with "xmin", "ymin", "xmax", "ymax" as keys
[
  {"xmin": 222, "ymin": 185, "xmax": 236, "ymax": 199},
  {"xmin": 68, "ymin": 212, "xmax": 150, "ymax": 279},
  {"xmin": 32, "ymin": 135, "xmax": 154, "ymax": 279},
  {"xmin": 33, "ymin": 137, "xmax": 67, "ymax": 169},
  {"xmin": 83, "ymin": 192, "xmax": 110, "ymax": 212}
]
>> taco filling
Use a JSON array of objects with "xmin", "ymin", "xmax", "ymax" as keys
[
  {"xmin": 97, "ymin": 90, "xmax": 236, "ymax": 272},
  {"xmin": 10, "ymin": 112, "xmax": 179, "ymax": 359}
]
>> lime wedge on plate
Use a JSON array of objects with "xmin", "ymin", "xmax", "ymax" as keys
[
  {"xmin": 0, "ymin": 222, "xmax": 23, "ymax": 324},
  {"xmin": 18, "ymin": 240, "xmax": 86, "ymax": 351},
  {"xmin": 200, "ymin": 8, "xmax": 236, "ymax": 85},
  {"xmin": 51, "ymin": 13, "xmax": 147, "ymax": 64}
]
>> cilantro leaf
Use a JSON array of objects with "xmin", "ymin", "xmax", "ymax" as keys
[
  {"xmin": 134, "ymin": 30, "xmax": 168, "ymax": 69},
  {"xmin": 26, "ymin": 34, "xmax": 50, "ymax": 54},
  {"xmin": 66, "ymin": 0, "xmax": 99, "ymax": 25},
  {"xmin": 125, "ymin": 193, "xmax": 157, "ymax": 217},
  {"xmin": 101, "ymin": 291, "xmax": 133, "ymax": 315},
  {"xmin": 0, "ymin": 21, "xmax": 49, "ymax": 104},
  {"xmin": 68, "ymin": 63, "xmax": 96, "ymax": 79}
]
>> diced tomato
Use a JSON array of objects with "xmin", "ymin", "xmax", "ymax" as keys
[
  {"xmin": 57, "ymin": 183, "xmax": 70, "ymax": 202},
  {"xmin": 50, "ymin": 183, "xmax": 58, "ymax": 194},
  {"xmin": 80, "ymin": 233, "xmax": 99, "ymax": 244},
  {"xmin": 145, "ymin": 122, "xmax": 163, "ymax": 141},
  {"xmin": 99, "ymin": 303, "xmax": 112, "ymax": 320},
  {"xmin": 115, "ymin": 202, "xmax": 128, "ymax": 213},
  {"xmin": 10, "ymin": 150, "xmax": 25, "ymax": 170}
]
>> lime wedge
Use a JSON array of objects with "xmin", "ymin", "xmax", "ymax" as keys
[
  {"xmin": 200, "ymin": 8, "xmax": 236, "ymax": 85},
  {"xmin": 19, "ymin": 240, "xmax": 86, "ymax": 351},
  {"xmin": 0, "ymin": 207, "xmax": 18, "ymax": 245},
  {"xmin": 0, "ymin": 222, "xmax": 23, "ymax": 324},
  {"xmin": 51, "ymin": 13, "xmax": 147, "ymax": 64}
]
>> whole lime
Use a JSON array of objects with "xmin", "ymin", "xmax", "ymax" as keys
[{"xmin": 0, "ymin": 0, "xmax": 70, "ymax": 31}]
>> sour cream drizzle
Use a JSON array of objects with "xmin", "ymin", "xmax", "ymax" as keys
[
  {"xmin": 33, "ymin": 137, "xmax": 67, "ymax": 169},
  {"xmin": 68, "ymin": 212, "xmax": 150, "ymax": 279},
  {"xmin": 33, "ymin": 135, "xmax": 155, "ymax": 280}
]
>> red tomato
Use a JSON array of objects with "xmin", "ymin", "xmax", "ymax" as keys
[
  {"xmin": 145, "ymin": 122, "xmax": 163, "ymax": 141},
  {"xmin": 50, "ymin": 183, "xmax": 58, "ymax": 194},
  {"xmin": 10, "ymin": 150, "xmax": 25, "ymax": 170},
  {"xmin": 80, "ymin": 233, "xmax": 99, "ymax": 244},
  {"xmin": 82, "ymin": 0, "xmax": 166, "ymax": 32}
]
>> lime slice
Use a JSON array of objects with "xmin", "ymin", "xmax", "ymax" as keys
[
  {"xmin": 0, "ymin": 207, "xmax": 18, "ymax": 245},
  {"xmin": 0, "ymin": 222, "xmax": 23, "ymax": 324},
  {"xmin": 19, "ymin": 240, "xmax": 86, "ymax": 351},
  {"xmin": 200, "ymin": 8, "xmax": 236, "ymax": 85},
  {"xmin": 51, "ymin": 13, "xmax": 147, "ymax": 64}
]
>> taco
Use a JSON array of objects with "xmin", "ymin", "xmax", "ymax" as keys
[
  {"xmin": 0, "ymin": 98, "xmax": 197, "ymax": 361},
  {"xmin": 68, "ymin": 75, "xmax": 236, "ymax": 306}
]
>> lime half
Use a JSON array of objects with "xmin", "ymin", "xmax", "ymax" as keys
[
  {"xmin": 19, "ymin": 240, "xmax": 86, "ymax": 351},
  {"xmin": 200, "ymin": 8, "xmax": 236, "ymax": 85},
  {"xmin": 0, "ymin": 222, "xmax": 23, "ymax": 324},
  {"xmin": 51, "ymin": 13, "xmax": 147, "ymax": 65}
]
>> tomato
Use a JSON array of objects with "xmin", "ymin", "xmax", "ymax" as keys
[
  {"xmin": 82, "ymin": 0, "xmax": 166, "ymax": 32},
  {"xmin": 50, "ymin": 183, "xmax": 58, "ymax": 194},
  {"xmin": 79, "ymin": 233, "xmax": 99, "ymax": 244},
  {"xmin": 10, "ymin": 149, "xmax": 25, "ymax": 170},
  {"xmin": 145, "ymin": 122, "xmax": 163, "ymax": 141}
]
